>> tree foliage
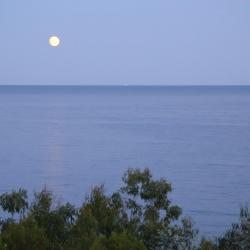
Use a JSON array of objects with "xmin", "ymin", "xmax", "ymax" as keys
[
  {"xmin": 0, "ymin": 189, "xmax": 28, "ymax": 218},
  {"xmin": 217, "ymin": 207, "xmax": 250, "ymax": 249},
  {"xmin": 0, "ymin": 168, "xmax": 248, "ymax": 250}
]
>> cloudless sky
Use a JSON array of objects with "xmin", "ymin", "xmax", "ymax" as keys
[{"xmin": 0, "ymin": 0, "xmax": 250, "ymax": 85}]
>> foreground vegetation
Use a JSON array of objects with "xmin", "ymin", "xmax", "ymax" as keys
[{"xmin": 0, "ymin": 168, "xmax": 249, "ymax": 250}]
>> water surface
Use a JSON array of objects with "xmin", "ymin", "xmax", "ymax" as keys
[{"xmin": 0, "ymin": 85, "xmax": 250, "ymax": 237}]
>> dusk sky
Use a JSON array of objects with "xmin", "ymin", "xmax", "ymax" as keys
[{"xmin": 1, "ymin": 0, "xmax": 250, "ymax": 85}]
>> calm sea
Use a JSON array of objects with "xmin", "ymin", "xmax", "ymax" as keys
[{"xmin": 0, "ymin": 85, "xmax": 250, "ymax": 237}]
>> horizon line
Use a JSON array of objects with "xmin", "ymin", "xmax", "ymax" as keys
[{"xmin": 0, "ymin": 84, "xmax": 250, "ymax": 87}]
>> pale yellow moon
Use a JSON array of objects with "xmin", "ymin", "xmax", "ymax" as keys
[{"xmin": 49, "ymin": 36, "xmax": 60, "ymax": 47}]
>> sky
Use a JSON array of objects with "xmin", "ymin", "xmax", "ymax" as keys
[{"xmin": 0, "ymin": 0, "xmax": 250, "ymax": 85}]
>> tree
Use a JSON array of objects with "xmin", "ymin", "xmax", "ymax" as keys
[
  {"xmin": 1, "ymin": 217, "xmax": 48, "ymax": 250},
  {"xmin": 72, "ymin": 185, "xmax": 127, "ymax": 250},
  {"xmin": 0, "ymin": 189, "xmax": 28, "ymax": 219},
  {"xmin": 90, "ymin": 232, "xmax": 147, "ymax": 250},
  {"xmin": 218, "ymin": 207, "xmax": 250, "ymax": 249},
  {"xmin": 199, "ymin": 238, "xmax": 218, "ymax": 250},
  {"xmin": 1, "ymin": 168, "xmax": 233, "ymax": 249},
  {"xmin": 29, "ymin": 188, "xmax": 77, "ymax": 250},
  {"xmin": 158, "ymin": 217, "xmax": 198, "ymax": 250},
  {"xmin": 120, "ymin": 168, "xmax": 183, "ymax": 249}
]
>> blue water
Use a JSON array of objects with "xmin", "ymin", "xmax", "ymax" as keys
[{"xmin": 0, "ymin": 85, "xmax": 250, "ymax": 237}]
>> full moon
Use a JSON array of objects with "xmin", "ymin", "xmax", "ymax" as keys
[{"xmin": 49, "ymin": 36, "xmax": 60, "ymax": 47}]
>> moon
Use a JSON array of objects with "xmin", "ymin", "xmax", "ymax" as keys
[{"xmin": 49, "ymin": 36, "xmax": 60, "ymax": 47}]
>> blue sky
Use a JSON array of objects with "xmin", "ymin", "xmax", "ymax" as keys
[{"xmin": 0, "ymin": 0, "xmax": 249, "ymax": 85}]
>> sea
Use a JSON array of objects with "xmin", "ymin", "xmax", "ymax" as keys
[{"xmin": 0, "ymin": 85, "xmax": 250, "ymax": 237}]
